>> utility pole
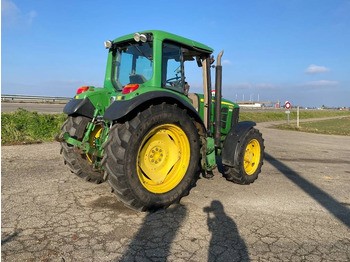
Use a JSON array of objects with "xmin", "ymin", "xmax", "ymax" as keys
[{"xmin": 297, "ymin": 106, "xmax": 300, "ymax": 127}]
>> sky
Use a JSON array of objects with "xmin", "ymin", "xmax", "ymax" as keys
[{"xmin": 1, "ymin": 0, "xmax": 350, "ymax": 107}]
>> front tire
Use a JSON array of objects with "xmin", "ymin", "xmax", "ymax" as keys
[
  {"xmin": 224, "ymin": 128, "xmax": 264, "ymax": 184},
  {"xmin": 60, "ymin": 116, "xmax": 104, "ymax": 184},
  {"xmin": 103, "ymin": 104, "xmax": 200, "ymax": 211}
]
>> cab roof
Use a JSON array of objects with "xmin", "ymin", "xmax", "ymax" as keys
[{"xmin": 112, "ymin": 30, "xmax": 214, "ymax": 54}]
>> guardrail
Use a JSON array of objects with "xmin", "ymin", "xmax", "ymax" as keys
[{"xmin": 1, "ymin": 94, "xmax": 71, "ymax": 103}]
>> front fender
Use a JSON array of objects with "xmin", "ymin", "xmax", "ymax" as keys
[
  {"xmin": 221, "ymin": 121, "xmax": 256, "ymax": 167},
  {"xmin": 63, "ymin": 98, "xmax": 95, "ymax": 118}
]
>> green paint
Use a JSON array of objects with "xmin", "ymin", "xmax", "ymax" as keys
[
  {"xmin": 196, "ymin": 94, "xmax": 239, "ymax": 135},
  {"xmin": 205, "ymin": 137, "xmax": 216, "ymax": 170}
]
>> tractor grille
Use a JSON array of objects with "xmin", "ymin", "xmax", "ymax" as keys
[
  {"xmin": 221, "ymin": 107, "xmax": 229, "ymax": 129},
  {"xmin": 231, "ymin": 107, "xmax": 239, "ymax": 127}
]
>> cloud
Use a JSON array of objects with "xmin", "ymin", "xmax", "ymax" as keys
[
  {"xmin": 301, "ymin": 80, "xmax": 339, "ymax": 87},
  {"xmin": 226, "ymin": 82, "xmax": 278, "ymax": 89},
  {"xmin": 27, "ymin": 10, "xmax": 37, "ymax": 24},
  {"xmin": 305, "ymin": 64, "xmax": 330, "ymax": 74},
  {"xmin": 2, "ymin": 0, "xmax": 37, "ymax": 28},
  {"xmin": 227, "ymin": 82, "xmax": 252, "ymax": 89},
  {"xmin": 222, "ymin": 60, "xmax": 232, "ymax": 65},
  {"xmin": 256, "ymin": 83, "xmax": 277, "ymax": 88}
]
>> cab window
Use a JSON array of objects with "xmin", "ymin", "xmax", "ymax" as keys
[
  {"xmin": 162, "ymin": 42, "xmax": 184, "ymax": 93},
  {"xmin": 114, "ymin": 42, "xmax": 153, "ymax": 90}
]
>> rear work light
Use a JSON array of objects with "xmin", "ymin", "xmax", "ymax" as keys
[
  {"xmin": 76, "ymin": 86, "xmax": 90, "ymax": 94},
  {"xmin": 122, "ymin": 84, "xmax": 139, "ymax": 94}
]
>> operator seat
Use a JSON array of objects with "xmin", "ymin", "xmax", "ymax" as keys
[
  {"xmin": 188, "ymin": 93, "xmax": 199, "ymax": 111},
  {"xmin": 130, "ymin": 74, "xmax": 147, "ymax": 84}
]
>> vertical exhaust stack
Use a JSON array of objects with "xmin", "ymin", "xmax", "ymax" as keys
[
  {"xmin": 202, "ymin": 57, "xmax": 212, "ymax": 133},
  {"xmin": 214, "ymin": 50, "xmax": 224, "ymax": 148}
]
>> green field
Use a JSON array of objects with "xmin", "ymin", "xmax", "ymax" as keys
[
  {"xmin": 275, "ymin": 117, "xmax": 350, "ymax": 136},
  {"xmin": 1, "ymin": 108, "xmax": 350, "ymax": 145},
  {"xmin": 239, "ymin": 109, "xmax": 350, "ymax": 122}
]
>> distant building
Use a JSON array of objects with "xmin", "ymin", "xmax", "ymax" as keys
[
  {"xmin": 237, "ymin": 101, "xmax": 277, "ymax": 108},
  {"xmin": 238, "ymin": 102, "xmax": 262, "ymax": 108}
]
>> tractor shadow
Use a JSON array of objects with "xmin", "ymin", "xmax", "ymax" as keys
[
  {"xmin": 204, "ymin": 200, "xmax": 250, "ymax": 262},
  {"xmin": 265, "ymin": 153, "xmax": 350, "ymax": 228},
  {"xmin": 217, "ymin": 152, "xmax": 350, "ymax": 228},
  {"xmin": 1, "ymin": 231, "xmax": 21, "ymax": 246}
]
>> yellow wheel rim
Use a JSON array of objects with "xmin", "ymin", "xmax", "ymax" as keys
[
  {"xmin": 137, "ymin": 124, "xmax": 190, "ymax": 194},
  {"xmin": 86, "ymin": 126, "xmax": 102, "ymax": 163},
  {"xmin": 244, "ymin": 139, "xmax": 261, "ymax": 175}
]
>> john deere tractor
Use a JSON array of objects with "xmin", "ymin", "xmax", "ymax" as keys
[{"xmin": 58, "ymin": 30, "xmax": 264, "ymax": 211}]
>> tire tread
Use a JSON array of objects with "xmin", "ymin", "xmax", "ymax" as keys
[
  {"xmin": 104, "ymin": 104, "xmax": 200, "ymax": 211},
  {"xmin": 60, "ymin": 116, "xmax": 104, "ymax": 184},
  {"xmin": 224, "ymin": 128, "xmax": 264, "ymax": 185}
]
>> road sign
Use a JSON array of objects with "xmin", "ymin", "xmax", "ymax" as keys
[{"xmin": 285, "ymin": 101, "xmax": 291, "ymax": 109}]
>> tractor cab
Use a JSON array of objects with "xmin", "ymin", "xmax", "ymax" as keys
[
  {"xmin": 161, "ymin": 41, "xmax": 210, "ymax": 111},
  {"xmin": 102, "ymin": 30, "xmax": 240, "ymax": 146},
  {"xmin": 103, "ymin": 31, "xmax": 214, "ymax": 108}
]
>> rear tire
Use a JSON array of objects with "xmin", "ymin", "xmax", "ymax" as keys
[
  {"xmin": 103, "ymin": 104, "xmax": 200, "ymax": 211},
  {"xmin": 60, "ymin": 116, "xmax": 104, "ymax": 184},
  {"xmin": 224, "ymin": 128, "xmax": 264, "ymax": 184}
]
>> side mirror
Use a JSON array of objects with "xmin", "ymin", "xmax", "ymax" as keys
[
  {"xmin": 196, "ymin": 57, "xmax": 202, "ymax": 67},
  {"xmin": 210, "ymin": 55, "xmax": 215, "ymax": 65}
]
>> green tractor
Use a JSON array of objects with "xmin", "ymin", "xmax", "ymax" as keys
[{"xmin": 58, "ymin": 30, "xmax": 264, "ymax": 211}]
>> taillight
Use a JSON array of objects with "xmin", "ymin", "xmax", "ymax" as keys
[
  {"xmin": 122, "ymin": 84, "xmax": 139, "ymax": 94},
  {"xmin": 76, "ymin": 86, "xmax": 90, "ymax": 94}
]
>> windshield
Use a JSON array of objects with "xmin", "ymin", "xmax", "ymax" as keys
[{"xmin": 114, "ymin": 42, "xmax": 153, "ymax": 90}]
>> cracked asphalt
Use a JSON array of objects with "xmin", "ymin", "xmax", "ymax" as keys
[{"xmin": 1, "ymin": 123, "xmax": 350, "ymax": 261}]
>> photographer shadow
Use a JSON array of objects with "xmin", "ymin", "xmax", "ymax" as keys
[
  {"xmin": 204, "ymin": 200, "xmax": 250, "ymax": 262},
  {"xmin": 119, "ymin": 204, "xmax": 187, "ymax": 261}
]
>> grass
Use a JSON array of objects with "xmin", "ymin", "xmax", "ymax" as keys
[
  {"xmin": 2, "ymin": 108, "xmax": 350, "ymax": 145},
  {"xmin": 1, "ymin": 108, "xmax": 66, "ymax": 145},
  {"xmin": 274, "ymin": 117, "xmax": 350, "ymax": 136},
  {"xmin": 239, "ymin": 110, "xmax": 350, "ymax": 123}
]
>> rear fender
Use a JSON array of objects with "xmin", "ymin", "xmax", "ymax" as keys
[
  {"xmin": 104, "ymin": 91, "xmax": 205, "ymax": 129},
  {"xmin": 221, "ymin": 121, "xmax": 256, "ymax": 167},
  {"xmin": 63, "ymin": 98, "xmax": 95, "ymax": 118}
]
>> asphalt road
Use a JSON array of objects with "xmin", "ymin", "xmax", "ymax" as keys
[
  {"xmin": 1, "ymin": 123, "xmax": 350, "ymax": 261},
  {"xmin": 1, "ymin": 102, "xmax": 66, "ymax": 114}
]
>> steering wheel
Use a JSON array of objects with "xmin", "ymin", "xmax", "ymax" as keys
[{"xmin": 166, "ymin": 76, "xmax": 182, "ymax": 87}]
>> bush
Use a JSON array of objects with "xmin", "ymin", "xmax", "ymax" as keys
[{"xmin": 1, "ymin": 108, "xmax": 66, "ymax": 145}]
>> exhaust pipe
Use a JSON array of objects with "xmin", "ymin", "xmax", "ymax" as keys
[{"xmin": 214, "ymin": 50, "xmax": 224, "ymax": 148}]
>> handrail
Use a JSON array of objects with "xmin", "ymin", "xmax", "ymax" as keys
[{"xmin": 1, "ymin": 94, "xmax": 71, "ymax": 103}]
